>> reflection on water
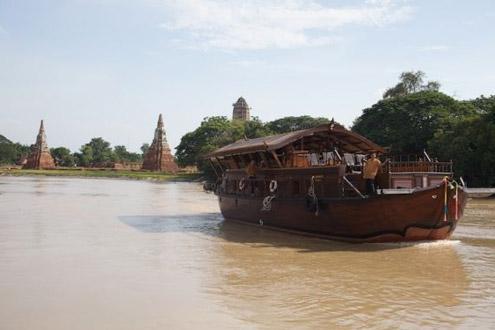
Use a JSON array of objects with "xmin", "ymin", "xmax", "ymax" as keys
[{"xmin": 0, "ymin": 177, "xmax": 494, "ymax": 329}]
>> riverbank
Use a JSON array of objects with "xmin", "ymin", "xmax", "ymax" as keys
[{"xmin": 0, "ymin": 168, "xmax": 200, "ymax": 182}]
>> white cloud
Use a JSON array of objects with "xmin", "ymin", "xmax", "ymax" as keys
[
  {"xmin": 419, "ymin": 45, "xmax": 449, "ymax": 52},
  {"xmin": 160, "ymin": 0, "xmax": 413, "ymax": 50},
  {"xmin": 230, "ymin": 59, "xmax": 266, "ymax": 68}
]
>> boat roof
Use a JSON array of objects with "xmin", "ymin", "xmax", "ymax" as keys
[{"xmin": 208, "ymin": 122, "xmax": 385, "ymax": 158}]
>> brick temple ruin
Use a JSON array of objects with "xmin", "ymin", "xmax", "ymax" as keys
[
  {"xmin": 142, "ymin": 114, "xmax": 179, "ymax": 173},
  {"xmin": 23, "ymin": 120, "xmax": 55, "ymax": 169},
  {"xmin": 232, "ymin": 96, "xmax": 251, "ymax": 121}
]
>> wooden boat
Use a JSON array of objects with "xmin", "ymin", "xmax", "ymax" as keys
[{"xmin": 207, "ymin": 122, "xmax": 468, "ymax": 243}]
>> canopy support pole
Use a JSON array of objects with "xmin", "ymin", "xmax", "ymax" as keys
[
  {"xmin": 423, "ymin": 149, "xmax": 432, "ymax": 162},
  {"xmin": 270, "ymin": 151, "xmax": 283, "ymax": 168},
  {"xmin": 209, "ymin": 159, "xmax": 220, "ymax": 178},
  {"xmin": 215, "ymin": 157, "xmax": 224, "ymax": 174},
  {"xmin": 343, "ymin": 176, "xmax": 366, "ymax": 199}
]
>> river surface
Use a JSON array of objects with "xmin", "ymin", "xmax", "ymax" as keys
[{"xmin": 0, "ymin": 176, "xmax": 494, "ymax": 329}]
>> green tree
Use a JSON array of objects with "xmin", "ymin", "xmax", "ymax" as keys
[
  {"xmin": 114, "ymin": 145, "xmax": 142, "ymax": 163},
  {"xmin": 353, "ymin": 91, "xmax": 477, "ymax": 155},
  {"xmin": 74, "ymin": 144, "xmax": 93, "ymax": 167},
  {"xmin": 50, "ymin": 147, "xmax": 75, "ymax": 167},
  {"xmin": 468, "ymin": 95, "xmax": 495, "ymax": 117},
  {"xmin": 0, "ymin": 143, "xmax": 18, "ymax": 165},
  {"xmin": 0, "ymin": 134, "xmax": 12, "ymax": 144},
  {"xmin": 430, "ymin": 115, "xmax": 495, "ymax": 186},
  {"xmin": 176, "ymin": 116, "xmax": 234, "ymax": 169},
  {"xmin": 87, "ymin": 138, "xmax": 114, "ymax": 166},
  {"xmin": 175, "ymin": 116, "xmax": 272, "ymax": 176},
  {"xmin": 265, "ymin": 116, "xmax": 330, "ymax": 134},
  {"xmin": 140, "ymin": 143, "xmax": 150, "ymax": 155},
  {"xmin": 74, "ymin": 138, "xmax": 114, "ymax": 167},
  {"xmin": 114, "ymin": 145, "xmax": 129, "ymax": 161},
  {"xmin": 176, "ymin": 115, "xmax": 331, "ymax": 176},
  {"xmin": 243, "ymin": 116, "xmax": 272, "ymax": 138},
  {"xmin": 0, "ymin": 135, "xmax": 30, "ymax": 165},
  {"xmin": 127, "ymin": 152, "xmax": 142, "ymax": 162},
  {"xmin": 383, "ymin": 71, "xmax": 441, "ymax": 99},
  {"xmin": 429, "ymin": 95, "xmax": 495, "ymax": 186}
]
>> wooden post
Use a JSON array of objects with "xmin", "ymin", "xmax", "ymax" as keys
[
  {"xmin": 231, "ymin": 155, "xmax": 240, "ymax": 169},
  {"xmin": 387, "ymin": 159, "xmax": 391, "ymax": 189},
  {"xmin": 271, "ymin": 151, "xmax": 283, "ymax": 168},
  {"xmin": 259, "ymin": 152, "xmax": 268, "ymax": 167},
  {"xmin": 209, "ymin": 159, "xmax": 220, "ymax": 178},
  {"xmin": 215, "ymin": 157, "xmax": 224, "ymax": 174}
]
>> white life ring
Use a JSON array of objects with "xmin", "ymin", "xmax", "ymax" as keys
[
  {"xmin": 239, "ymin": 178, "xmax": 246, "ymax": 191},
  {"xmin": 269, "ymin": 180, "xmax": 278, "ymax": 193}
]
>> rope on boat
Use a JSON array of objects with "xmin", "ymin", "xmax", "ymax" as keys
[
  {"xmin": 441, "ymin": 176, "xmax": 463, "ymax": 222},
  {"xmin": 306, "ymin": 176, "xmax": 319, "ymax": 216},
  {"xmin": 449, "ymin": 178, "xmax": 460, "ymax": 221},
  {"xmin": 261, "ymin": 195, "xmax": 276, "ymax": 211},
  {"xmin": 443, "ymin": 176, "xmax": 449, "ymax": 222},
  {"xmin": 238, "ymin": 178, "xmax": 246, "ymax": 191},
  {"xmin": 261, "ymin": 180, "xmax": 278, "ymax": 211},
  {"xmin": 455, "ymin": 182, "xmax": 459, "ymax": 220}
]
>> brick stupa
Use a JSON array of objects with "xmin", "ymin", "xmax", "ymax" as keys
[
  {"xmin": 142, "ymin": 114, "xmax": 179, "ymax": 173},
  {"xmin": 23, "ymin": 120, "xmax": 55, "ymax": 169}
]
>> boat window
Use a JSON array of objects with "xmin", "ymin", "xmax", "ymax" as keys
[{"xmin": 343, "ymin": 153, "xmax": 355, "ymax": 165}]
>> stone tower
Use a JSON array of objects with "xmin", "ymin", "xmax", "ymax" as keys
[
  {"xmin": 142, "ymin": 114, "xmax": 179, "ymax": 173},
  {"xmin": 232, "ymin": 96, "xmax": 251, "ymax": 121},
  {"xmin": 23, "ymin": 120, "xmax": 55, "ymax": 169}
]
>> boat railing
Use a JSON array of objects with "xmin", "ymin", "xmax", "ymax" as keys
[
  {"xmin": 220, "ymin": 172, "xmax": 354, "ymax": 198},
  {"xmin": 388, "ymin": 161, "xmax": 452, "ymax": 173}
]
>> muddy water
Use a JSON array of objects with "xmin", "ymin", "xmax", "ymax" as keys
[{"xmin": 0, "ymin": 177, "xmax": 494, "ymax": 329}]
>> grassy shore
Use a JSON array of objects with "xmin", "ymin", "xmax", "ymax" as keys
[{"xmin": 0, "ymin": 168, "xmax": 201, "ymax": 182}]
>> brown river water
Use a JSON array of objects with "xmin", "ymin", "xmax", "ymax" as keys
[{"xmin": 1, "ymin": 176, "xmax": 494, "ymax": 329}]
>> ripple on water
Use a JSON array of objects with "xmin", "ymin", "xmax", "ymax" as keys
[{"xmin": 1, "ymin": 177, "xmax": 495, "ymax": 329}]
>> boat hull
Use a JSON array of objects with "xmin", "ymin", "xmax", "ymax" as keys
[{"xmin": 217, "ymin": 183, "xmax": 467, "ymax": 243}]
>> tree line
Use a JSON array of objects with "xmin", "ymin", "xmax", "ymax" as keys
[
  {"xmin": 175, "ymin": 115, "xmax": 330, "ymax": 176},
  {"xmin": 2, "ymin": 71, "xmax": 494, "ymax": 186},
  {"xmin": 0, "ymin": 136, "xmax": 148, "ymax": 168},
  {"xmin": 176, "ymin": 71, "xmax": 495, "ymax": 187},
  {"xmin": 353, "ymin": 71, "xmax": 495, "ymax": 187}
]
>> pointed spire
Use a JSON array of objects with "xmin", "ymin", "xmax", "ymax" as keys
[
  {"xmin": 153, "ymin": 114, "xmax": 168, "ymax": 145},
  {"xmin": 23, "ymin": 119, "xmax": 55, "ymax": 169},
  {"xmin": 157, "ymin": 114, "xmax": 164, "ymax": 128},
  {"xmin": 35, "ymin": 119, "xmax": 48, "ymax": 151},
  {"xmin": 142, "ymin": 114, "xmax": 178, "ymax": 173}
]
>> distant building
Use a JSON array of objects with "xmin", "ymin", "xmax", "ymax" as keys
[
  {"xmin": 23, "ymin": 120, "xmax": 55, "ymax": 170},
  {"xmin": 142, "ymin": 114, "xmax": 179, "ymax": 173},
  {"xmin": 232, "ymin": 96, "xmax": 251, "ymax": 121}
]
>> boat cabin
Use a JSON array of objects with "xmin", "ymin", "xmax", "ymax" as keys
[{"xmin": 208, "ymin": 122, "xmax": 452, "ymax": 198}]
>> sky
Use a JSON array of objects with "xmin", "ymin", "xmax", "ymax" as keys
[{"xmin": 0, "ymin": 0, "xmax": 494, "ymax": 153}]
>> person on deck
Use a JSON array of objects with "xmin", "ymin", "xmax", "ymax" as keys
[
  {"xmin": 246, "ymin": 160, "xmax": 257, "ymax": 178},
  {"xmin": 246, "ymin": 160, "xmax": 257, "ymax": 194},
  {"xmin": 363, "ymin": 152, "xmax": 382, "ymax": 195}
]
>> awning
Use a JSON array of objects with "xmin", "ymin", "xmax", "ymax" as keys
[{"xmin": 208, "ymin": 123, "xmax": 384, "ymax": 158}]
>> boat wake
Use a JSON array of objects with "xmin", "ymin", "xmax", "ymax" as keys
[{"xmin": 373, "ymin": 240, "xmax": 462, "ymax": 249}]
